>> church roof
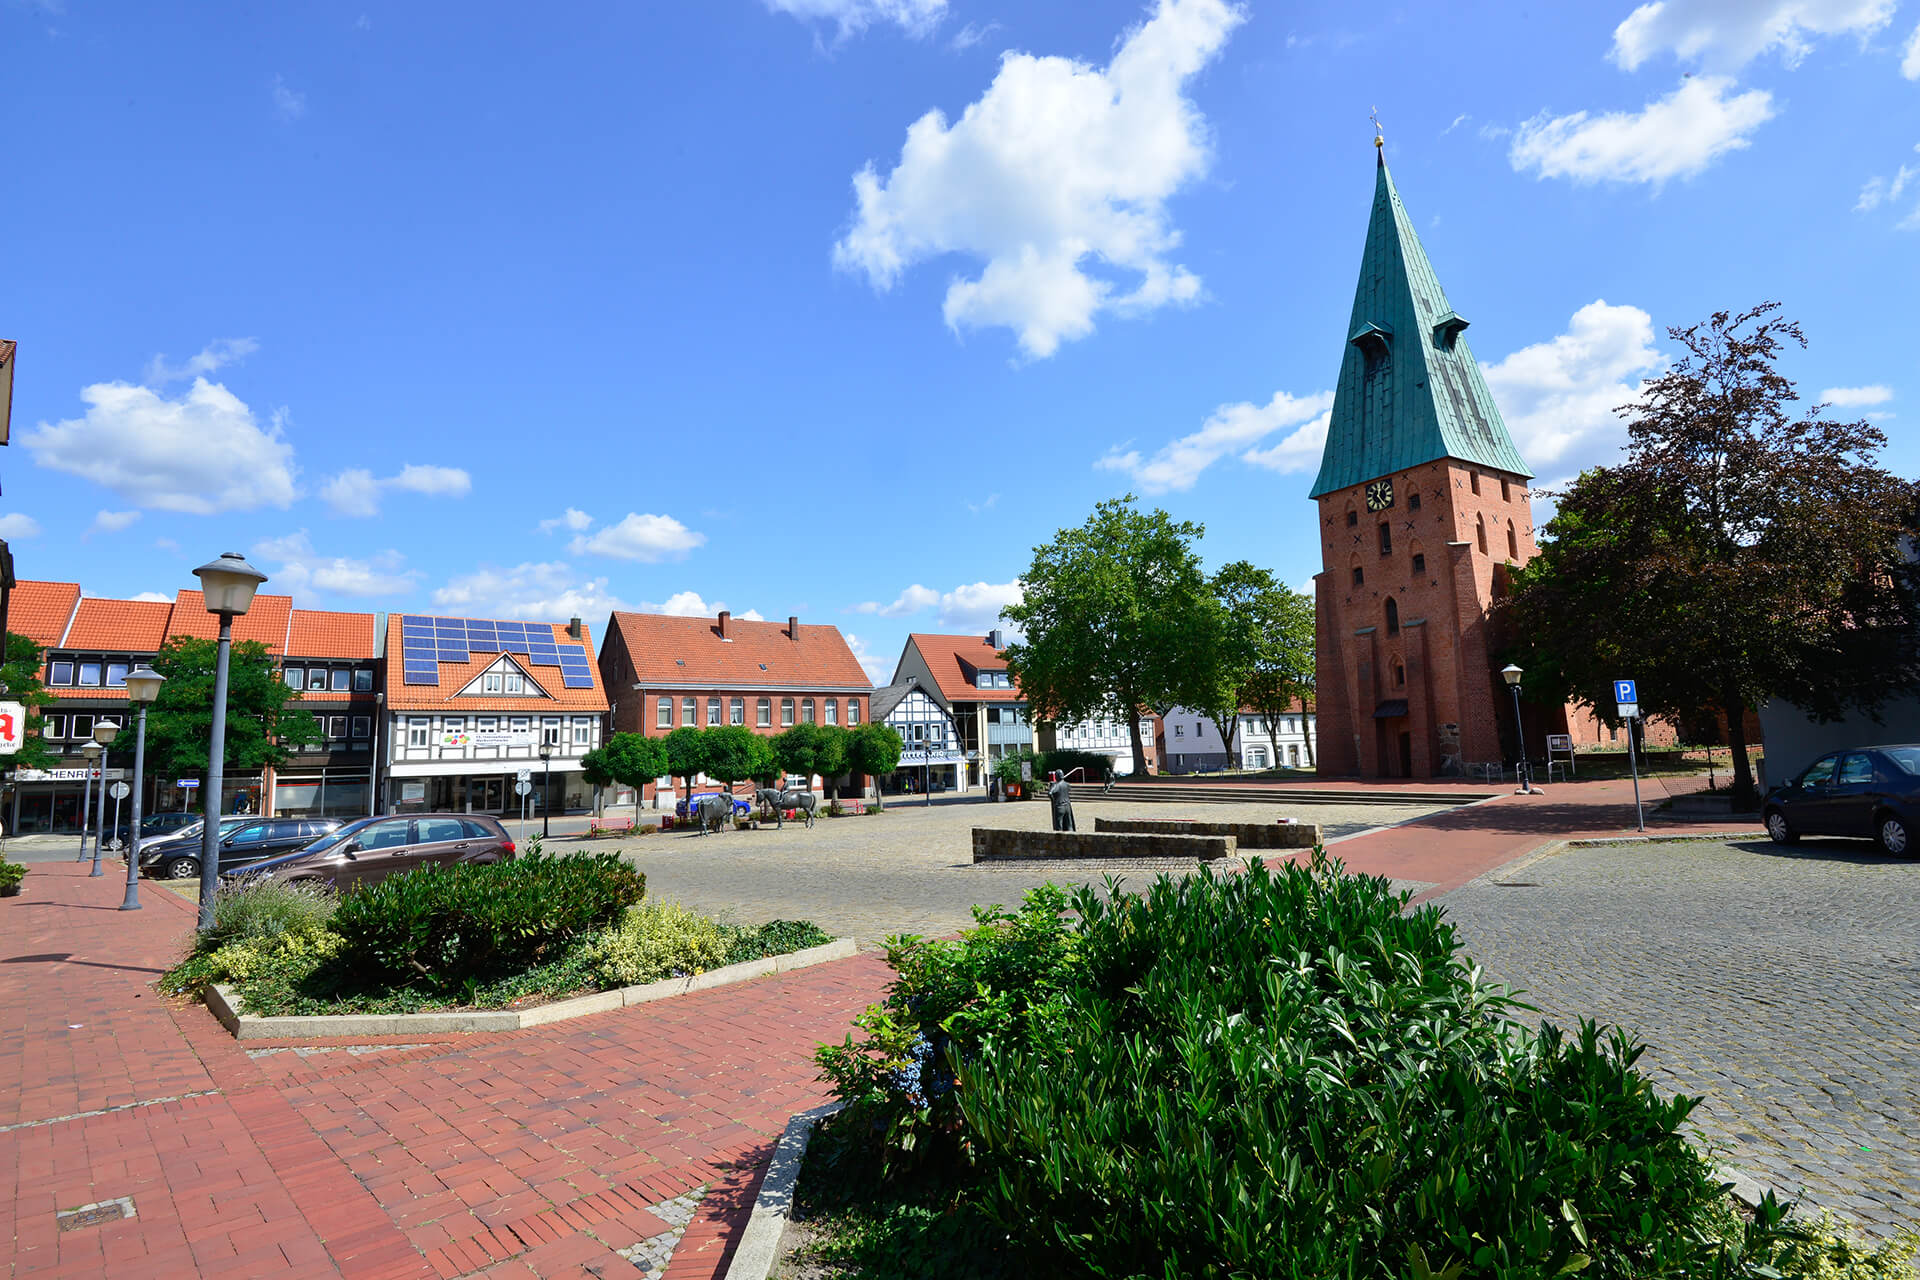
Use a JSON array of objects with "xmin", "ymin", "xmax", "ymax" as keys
[{"xmin": 1309, "ymin": 150, "xmax": 1532, "ymax": 498}]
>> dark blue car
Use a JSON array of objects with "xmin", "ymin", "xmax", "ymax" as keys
[{"xmin": 1762, "ymin": 744, "xmax": 1918, "ymax": 856}]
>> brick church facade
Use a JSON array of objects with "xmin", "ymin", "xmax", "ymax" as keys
[{"xmin": 1310, "ymin": 144, "xmax": 1557, "ymax": 779}]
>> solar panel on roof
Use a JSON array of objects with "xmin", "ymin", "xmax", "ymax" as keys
[
  {"xmin": 562, "ymin": 674, "xmax": 594, "ymax": 689},
  {"xmin": 401, "ymin": 615, "xmax": 429, "ymax": 626}
]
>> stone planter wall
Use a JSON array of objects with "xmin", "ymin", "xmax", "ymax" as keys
[
  {"xmin": 970, "ymin": 828, "xmax": 1237, "ymax": 863},
  {"xmin": 1093, "ymin": 818, "xmax": 1323, "ymax": 849}
]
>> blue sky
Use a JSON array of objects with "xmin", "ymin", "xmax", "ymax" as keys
[{"xmin": 5, "ymin": 0, "xmax": 1917, "ymax": 682}]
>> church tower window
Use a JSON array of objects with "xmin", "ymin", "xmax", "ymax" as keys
[{"xmin": 1385, "ymin": 598, "xmax": 1399, "ymax": 636}]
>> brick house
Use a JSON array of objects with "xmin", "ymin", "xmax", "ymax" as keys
[{"xmin": 597, "ymin": 610, "xmax": 871, "ymax": 804}]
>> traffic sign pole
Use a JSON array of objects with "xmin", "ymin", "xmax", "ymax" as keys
[{"xmin": 1614, "ymin": 679, "xmax": 1644, "ymax": 832}]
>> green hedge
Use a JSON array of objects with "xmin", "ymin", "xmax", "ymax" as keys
[{"xmin": 330, "ymin": 852, "xmax": 644, "ymax": 991}]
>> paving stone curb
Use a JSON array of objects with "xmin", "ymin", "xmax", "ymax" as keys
[
  {"xmin": 724, "ymin": 1101, "xmax": 843, "ymax": 1280},
  {"xmin": 204, "ymin": 937, "xmax": 859, "ymax": 1040}
]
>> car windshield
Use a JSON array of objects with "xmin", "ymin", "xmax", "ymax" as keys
[
  {"xmin": 297, "ymin": 824, "xmax": 365, "ymax": 856},
  {"xmin": 1882, "ymin": 746, "xmax": 1920, "ymax": 775},
  {"xmin": 168, "ymin": 817, "xmax": 250, "ymax": 842}
]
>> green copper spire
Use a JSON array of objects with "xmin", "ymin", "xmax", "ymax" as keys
[{"xmin": 1308, "ymin": 150, "xmax": 1532, "ymax": 498}]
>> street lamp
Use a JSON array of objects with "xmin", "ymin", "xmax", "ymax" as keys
[
  {"xmin": 90, "ymin": 719, "xmax": 120, "ymax": 876},
  {"xmin": 192, "ymin": 551, "xmax": 267, "ymax": 931},
  {"xmin": 77, "ymin": 742, "xmax": 101, "ymax": 864},
  {"xmin": 120, "ymin": 665, "xmax": 164, "ymax": 911},
  {"xmin": 538, "ymin": 741, "xmax": 553, "ymax": 837},
  {"xmin": 1501, "ymin": 664, "xmax": 1538, "ymax": 795}
]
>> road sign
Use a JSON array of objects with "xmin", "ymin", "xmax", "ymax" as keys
[
  {"xmin": 176, "ymin": 779, "xmax": 201, "ymax": 789},
  {"xmin": 517, "ymin": 768, "xmax": 532, "ymax": 783},
  {"xmin": 109, "ymin": 782, "xmax": 130, "ymax": 800},
  {"xmin": 514, "ymin": 780, "xmax": 532, "ymax": 797},
  {"xmin": 0, "ymin": 700, "xmax": 24, "ymax": 755},
  {"xmin": 1617, "ymin": 702, "xmax": 1639, "ymax": 719},
  {"xmin": 1546, "ymin": 734, "xmax": 1572, "ymax": 752},
  {"xmin": 1613, "ymin": 679, "xmax": 1637, "ymax": 704}
]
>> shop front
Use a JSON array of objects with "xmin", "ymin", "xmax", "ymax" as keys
[
  {"xmin": 272, "ymin": 766, "xmax": 375, "ymax": 820},
  {"xmin": 388, "ymin": 766, "xmax": 586, "ymax": 817},
  {"xmin": 5, "ymin": 767, "xmax": 128, "ymax": 835},
  {"xmin": 883, "ymin": 747, "xmax": 966, "ymax": 796}
]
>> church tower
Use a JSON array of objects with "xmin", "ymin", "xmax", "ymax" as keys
[{"xmin": 1309, "ymin": 142, "xmax": 1539, "ymax": 779}]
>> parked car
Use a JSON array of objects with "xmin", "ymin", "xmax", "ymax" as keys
[
  {"xmin": 674, "ymin": 792, "xmax": 751, "ymax": 819},
  {"xmin": 233, "ymin": 813, "xmax": 516, "ymax": 890},
  {"xmin": 138, "ymin": 817, "xmax": 342, "ymax": 880},
  {"xmin": 1762, "ymin": 744, "xmax": 1918, "ymax": 855},
  {"xmin": 110, "ymin": 811, "xmax": 200, "ymax": 847}
]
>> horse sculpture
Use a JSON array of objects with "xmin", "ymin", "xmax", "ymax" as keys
[
  {"xmin": 692, "ymin": 792, "xmax": 735, "ymax": 836},
  {"xmin": 753, "ymin": 787, "xmax": 818, "ymax": 830}
]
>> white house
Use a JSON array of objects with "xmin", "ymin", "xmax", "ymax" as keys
[{"xmin": 1157, "ymin": 704, "xmax": 1317, "ymax": 773}]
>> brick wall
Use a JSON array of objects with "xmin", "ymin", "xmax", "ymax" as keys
[
  {"xmin": 1093, "ymin": 818, "xmax": 1322, "ymax": 849},
  {"xmin": 970, "ymin": 827, "xmax": 1238, "ymax": 863}
]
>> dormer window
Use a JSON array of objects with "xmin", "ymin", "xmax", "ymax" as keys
[{"xmin": 1431, "ymin": 311, "xmax": 1469, "ymax": 350}]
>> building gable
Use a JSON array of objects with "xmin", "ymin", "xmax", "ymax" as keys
[{"xmin": 454, "ymin": 653, "xmax": 551, "ymax": 700}]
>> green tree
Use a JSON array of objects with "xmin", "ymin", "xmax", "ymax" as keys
[
  {"xmin": 662, "ymin": 726, "xmax": 709, "ymax": 801},
  {"xmin": 773, "ymin": 722, "xmax": 846, "ymax": 792},
  {"xmin": 600, "ymin": 732, "xmax": 670, "ymax": 823},
  {"xmin": 2, "ymin": 632, "xmax": 59, "ymax": 771},
  {"xmin": 1505, "ymin": 303, "xmax": 1920, "ymax": 806},
  {"xmin": 1191, "ymin": 561, "xmax": 1283, "ymax": 765},
  {"xmin": 845, "ymin": 722, "xmax": 903, "ymax": 807},
  {"xmin": 144, "ymin": 637, "xmax": 323, "ymax": 810},
  {"xmin": 703, "ymin": 726, "xmax": 776, "ymax": 790},
  {"xmin": 579, "ymin": 747, "xmax": 615, "ymax": 816},
  {"xmin": 1241, "ymin": 586, "xmax": 1318, "ymax": 769},
  {"xmin": 1002, "ymin": 496, "xmax": 1215, "ymax": 776}
]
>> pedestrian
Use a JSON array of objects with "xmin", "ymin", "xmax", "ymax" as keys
[{"xmin": 1047, "ymin": 770, "xmax": 1076, "ymax": 832}]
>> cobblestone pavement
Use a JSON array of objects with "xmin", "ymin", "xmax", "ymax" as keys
[
  {"xmin": 602, "ymin": 794, "xmax": 1445, "ymax": 944},
  {"xmin": 1441, "ymin": 838, "xmax": 1920, "ymax": 1241}
]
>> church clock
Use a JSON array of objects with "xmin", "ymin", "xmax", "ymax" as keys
[{"xmin": 1364, "ymin": 478, "xmax": 1394, "ymax": 512}]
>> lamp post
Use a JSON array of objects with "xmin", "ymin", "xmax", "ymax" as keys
[
  {"xmin": 120, "ymin": 665, "xmax": 164, "ymax": 911},
  {"xmin": 77, "ymin": 742, "xmax": 100, "ymax": 863},
  {"xmin": 538, "ymin": 741, "xmax": 553, "ymax": 837},
  {"xmin": 192, "ymin": 551, "xmax": 267, "ymax": 931},
  {"xmin": 1501, "ymin": 664, "xmax": 1538, "ymax": 795},
  {"xmin": 89, "ymin": 723, "xmax": 121, "ymax": 873}
]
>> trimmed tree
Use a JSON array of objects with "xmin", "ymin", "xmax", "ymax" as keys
[
  {"xmin": 773, "ymin": 722, "xmax": 846, "ymax": 793},
  {"xmin": 846, "ymin": 722, "xmax": 904, "ymax": 808},
  {"xmin": 580, "ymin": 747, "xmax": 615, "ymax": 818},
  {"xmin": 662, "ymin": 726, "xmax": 710, "ymax": 805},
  {"xmin": 144, "ymin": 637, "xmax": 324, "ymax": 812},
  {"xmin": 602, "ymin": 732, "xmax": 670, "ymax": 823},
  {"xmin": 1002, "ymin": 496, "xmax": 1216, "ymax": 777},
  {"xmin": 703, "ymin": 726, "xmax": 776, "ymax": 794},
  {"xmin": 1242, "ymin": 586, "xmax": 1318, "ymax": 770},
  {"xmin": 1505, "ymin": 303, "xmax": 1920, "ymax": 806}
]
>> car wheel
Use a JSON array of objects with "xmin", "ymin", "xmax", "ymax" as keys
[
  {"xmin": 1878, "ymin": 813, "xmax": 1910, "ymax": 857},
  {"xmin": 163, "ymin": 856, "xmax": 200, "ymax": 879},
  {"xmin": 1764, "ymin": 810, "xmax": 1797, "ymax": 845}
]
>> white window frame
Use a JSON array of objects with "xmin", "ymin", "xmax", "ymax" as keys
[
  {"xmin": 730, "ymin": 697, "xmax": 744, "ymax": 725},
  {"xmin": 657, "ymin": 698, "xmax": 672, "ymax": 728},
  {"xmin": 407, "ymin": 718, "xmax": 430, "ymax": 748},
  {"xmin": 802, "ymin": 698, "xmax": 815, "ymax": 724},
  {"xmin": 847, "ymin": 701, "xmax": 860, "ymax": 725},
  {"xmin": 683, "ymin": 697, "xmax": 698, "ymax": 728},
  {"xmin": 707, "ymin": 697, "xmax": 722, "ymax": 727},
  {"xmin": 824, "ymin": 698, "xmax": 838, "ymax": 725},
  {"xmin": 757, "ymin": 698, "xmax": 771, "ymax": 727},
  {"xmin": 572, "ymin": 719, "xmax": 591, "ymax": 745},
  {"xmin": 781, "ymin": 698, "xmax": 794, "ymax": 726}
]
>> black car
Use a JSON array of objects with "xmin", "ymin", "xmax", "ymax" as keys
[
  {"xmin": 138, "ymin": 816, "xmax": 344, "ymax": 880},
  {"xmin": 1762, "ymin": 744, "xmax": 1918, "ymax": 855},
  {"xmin": 110, "ymin": 811, "xmax": 200, "ymax": 847}
]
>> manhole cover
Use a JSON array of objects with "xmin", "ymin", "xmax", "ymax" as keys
[{"xmin": 57, "ymin": 1198, "xmax": 135, "ymax": 1231}]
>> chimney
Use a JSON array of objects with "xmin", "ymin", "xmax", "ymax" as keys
[
  {"xmin": 717, "ymin": 610, "xmax": 730, "ymax": 639},
  {"xmin": 567, "ymin": 616, "xmax": 583, "ymax": 641},
  {"xmin": 788, "ymin": 615, "xmax": 799, "ymax": 640},
  {"xmin": 987, "ymin": 628, "xmax": 1004, "ymax": 650}
]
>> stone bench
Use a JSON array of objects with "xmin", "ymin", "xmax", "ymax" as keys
[
  {"xmin": 1093, "ymin": 817, "xmax": 1324, "ymax": 849},
  {"xmin": 971, "ymin": 827, "xmax": 1238, "ymax": 864}
]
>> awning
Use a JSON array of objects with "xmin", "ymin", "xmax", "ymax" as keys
[{"xmin": 1373, "ymin": 700, "xmax": 1409, "ymax": 719}]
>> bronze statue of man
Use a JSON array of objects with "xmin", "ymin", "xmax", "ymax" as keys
[{"xmin": 1047, "ymin": 771, "xmax": 1076, "ymax": 832}]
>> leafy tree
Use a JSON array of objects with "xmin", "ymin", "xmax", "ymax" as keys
[
  {"xmin": 1505, "ymin": 303, "xmax": 1920, "ymax": 806},
  {"xmin": 1, "ymin": 632, "xmax": 59, "ymax": 771},
  {"xmin": 845, "ymin": 722, "xmax": 903, "ymax": 807},
  {"xmin": 1241, "ymin": 587, "xmax": 1318, "ymax": 769},
  {"xmin": 579, "ymin": 746, "xmax": 615, "ymax": 816},
  {"xmin": 773, "ymin": 722, "xmax": 846, "ymax": 792},
  {"xmin": 144, "ymin": 637, "xmax": 323, "ymax": 810},
  {"xmin": 702, "ymin": 726, "xmax": 776, "ymax": 790},
  {"xmin": 1192, "ymin": 561, "xmax": 1283, "ymax": 765},
  {"xmin": 1002, "ymin": 496, "xmax": 1215, "ymax": 776},
  {"xmin": 599, "ymin": 732, "xmax": 670, "ymax": 823},
  {"xmin": 662, "ymin": 726, "xmax": 709, "ymax": 801}
]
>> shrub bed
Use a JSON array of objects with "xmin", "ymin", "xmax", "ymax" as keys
[
  {"xmin": 800, "ymin": 852, "xmax": 1918, "ymax": 1279},
  {"xmin": 0, "ymin": 856, "xmax": 27, "ymax": 896},
  {"xmin": 160, "ymin": 851, "xmax": 831, "ymax": 1017}
]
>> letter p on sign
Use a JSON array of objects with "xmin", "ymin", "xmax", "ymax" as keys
[{"xmin": 0, "ymin": 701, "xmax": 24, "ymax": 755}]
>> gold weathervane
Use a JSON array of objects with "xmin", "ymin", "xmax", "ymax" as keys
[{"xmin": 1370, "ymin": 107, "xmax": 1384, "ymax": 149}]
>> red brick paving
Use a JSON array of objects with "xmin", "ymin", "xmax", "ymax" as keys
[{"xmin": 3, "ymin": 782, "xmax": 1746, "ymax": 1277}]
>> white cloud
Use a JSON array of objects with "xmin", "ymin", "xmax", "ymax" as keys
[
  {"xmin": 834, "ymin": 0, "xmax": 1244, "ymax": 359},
  {"xmin": 538, "ymin": 507, "xmax": 593, "ymax": 534},
  {"xmin": 851, "ymin": 584, "xmax": 942, "ymax": 616},
  {"xmin": 433, "ymin": 561, "xmax": 630, "ymax": 621},
  {"xmin": 1855, "ymin": 145, "xmax": 1920, "ymax": 225},
  {"xmin": 568, "ymin": 512, "xmax": 705, "ymax": 562},
  {"xmin": 1510, "ymin": 76, "xmax": 1774, "ymax": 185},
  {"xmin": 89, "ymin": 510, "xmax": 140, "ymax": 534},
  {"xmin": 763, "ymin": 0, "xmax": 945, "ymax": 38},
  {"xmin": 0, "ymin": 513, "xmax": 42, "ymax": 539},
  {"xmin": 949, "ymin": 20, "xmax": 1001, "ymax": 51},
  {"xmin": 1611, "ymin": 0, "xmax": 1894, "ymax": 72},
  {"xmin": 1481, "ymin": 300, "xmax": 1665, "ymax": 477},
  {"xmin": 1441, "ymin": 113, "xmax": 1471, "ymax": 135},
  {"xmin": 250, "ymin": 530, "xmax": 421, "ymax": 597},
  {"xmin": 645, "ymin": 591, "xmax": 723, "ymax": 617},
  {"xmin": 144, "ymin": 337, "xmax": 257, "ymax": 385},
  {"xmin": 130, "ymin": 591, "xmax": 171, "ymax": 603},
  {"xmin": 849, "ymin": 580, "xmax": 1023, "ymax": 630},
  {"xmin": 1904, "ymin": 21, "xmax": 1920, "ymax": 77},
  {"xmin": 1820, "ymin": 384, "xmax": 1894, "ymax": 406},
  {"xmin": 321, "ymin": 464, "xmax": 472, "ymax": 517},
  {"xmin": 26, "ymin": 377, "xmax": 298, "ymax": 514},
  {"xmin": 1240, "ymin": 408, "xmax": 1334, "ymax": 475},
  {"xmin": 843, "ymin": 632, "xmax": 894, "ymax": 684},
  {"xmin": 1097, "ymin": 389, "xmax": 1334, "ymax": 493},
  {"xmin": 272, "ymin": 74, "xmax": 306, "ymax": 120}
]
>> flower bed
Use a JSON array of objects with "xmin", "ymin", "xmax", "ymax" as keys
[
  {"xmin": 792, "ymin": 852, "xmax": 1920, "ymax": 1279},
  {"xmin": 161, "ymin": 852, "xmax": 831, "ymax": 1018}
]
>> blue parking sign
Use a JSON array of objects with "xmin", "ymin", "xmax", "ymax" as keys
[{"xmin": 1614, "ymin": 679, "xmax": 1637, "ymax": 704}]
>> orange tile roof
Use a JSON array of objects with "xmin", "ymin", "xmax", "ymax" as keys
[
  {"xmin": 287, "ymin": 609, "xmax": 377, "ymax": 660},
  {"xmin": 65, "ymin": 598, "xmax": 175, "ymax": 651},
  {"xmin": 908, "ymin": 633, "xmax": 1021, "ymax": 704},
  {"xmin": 164, "ymin": 590, "xmax": 294, "ymax": 655},
  {"xmin": 10, "ymin": 580, "xmax": 81, "ymax": 647},
  {"xmin": 48, "ymin": 686, "xmax": 130, "ymax": 702},
  {"xmin": 384, "ymin": 618, "xmax": 609, "ymax": 712},
  {"xmin": 610, "ymin": 612, "xmax": 870, "ymax": 690}
]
